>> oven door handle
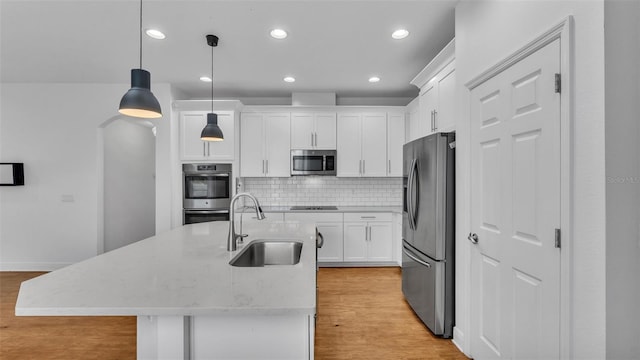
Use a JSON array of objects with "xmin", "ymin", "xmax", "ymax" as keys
[
  {"xmin": 184, "ymin": 209, "xmax": 230, "ymax": 214},
  {"xmin": 183, "ymin": 173, "xmax": 230, "ymax": 177}
]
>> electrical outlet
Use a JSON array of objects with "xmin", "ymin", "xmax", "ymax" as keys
[{"xmin": 61, "ymin": 194, "xmax": 75, "ymax": 203}]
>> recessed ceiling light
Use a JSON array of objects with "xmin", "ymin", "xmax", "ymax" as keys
[
  {"xmin": 369, "ymin": 76, "xmax": 381, "ymax": 83},
  {"xmin": 270, "ymin": 29, "xmax": 288, "ymax": 39},
  {"xmin": 391, "ymin": 29, "xmax": 409, "ymax": 40},
  {"xmin": 145, "ymin": 29, "xmax": 166, "ymax": 40},
  {"xmin": 200, "ymin": 76, "xmax": 212, "ymax": 82},
  {"xmin": 284, "ymin": 76, "xmax": 296, "ymax": 83}
]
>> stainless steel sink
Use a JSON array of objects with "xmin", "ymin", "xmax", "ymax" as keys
[{"xmin": 229, "ymin": 239, "xmax": 303, "ymax": 267}]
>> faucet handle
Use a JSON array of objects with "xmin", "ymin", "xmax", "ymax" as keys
[{"xmin": 237, "ymin": 234, "xmax": 249, "ymax": 243}]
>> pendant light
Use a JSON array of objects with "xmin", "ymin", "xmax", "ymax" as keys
[
  {"xmin": 200, "ymin": 34, "xmax": 224, "ymax": 141},
  {"xmin": 119, "ymin": 0, "xmax": 162, "ymax": 119}
]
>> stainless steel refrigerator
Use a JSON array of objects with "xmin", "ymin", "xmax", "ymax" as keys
[{"xmin": 402, "ymin": 132, "xmax": 455, "ymax": 338}]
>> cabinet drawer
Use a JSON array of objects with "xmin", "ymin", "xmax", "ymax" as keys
[
  {"xmin": 343, "ymin": 212, "xmax": 392, "ymax": 222},
  {"xmin": 285, "ymin": 212, "xmax": 343, "ymax": 223}
]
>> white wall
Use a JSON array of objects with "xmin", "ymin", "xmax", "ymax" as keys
[
  {"xmin": 0, "ymin": 83, "xmax": 172, "ymax": 270},
  {"xmin": 455, "ymin": 1, "xmax": 606, "ymax": 358},
  {"xmin": 604, "ymin": 1, "xmax": 640, "ymax": 359},
  {"xmin": 103, "ymin": 119, "xmax": 156, "ymax": 252}
]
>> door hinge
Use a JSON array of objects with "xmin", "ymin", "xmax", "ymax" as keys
[
  {"xmin": 555, "ymin": 73, "xmax": 561, "ymax": 93},
  {"xmin": 554, "ymin": 228, "xmax": 561, "ymax": 248}
]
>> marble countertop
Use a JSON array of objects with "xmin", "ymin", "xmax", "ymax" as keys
[
  {"xmin": 15, "ymin": 221, "xmax": 317, "ymax": 317},
  {"xmin": 258, "ymin": 206, "xmax": 402, "ymax": 213}
]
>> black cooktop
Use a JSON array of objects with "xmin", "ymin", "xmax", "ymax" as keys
[{"xmin": 290, "ymin": 206, "xmax": 338, "ymax": 211}]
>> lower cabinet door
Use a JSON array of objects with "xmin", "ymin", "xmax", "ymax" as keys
[
  {"xmin": 316, "ymin": 222, "xmax": 344, "ymax": 262},
  {"xmin": 343, "ymin": 222, "xmax": 367, "ymax": 261},
  {"xmin": 367, "ymin": 222, "xmax": 393, "ymax": 262}
]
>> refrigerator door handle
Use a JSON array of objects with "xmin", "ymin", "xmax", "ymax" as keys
[
  {"xmin": 409, "ymin": 159, "xmax": 419, "ymax": 229},
  {"xmin": 402, "ymin": 245, "xmax": 431, "ymax": 268},
  {"xmin": 407, "ymin": 159, "xmax": 416, "ymax": 230}
]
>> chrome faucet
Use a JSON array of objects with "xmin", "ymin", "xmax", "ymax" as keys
[{"xmin": 228, "ymin": 193, "xmax": 265, "ymax": 251}]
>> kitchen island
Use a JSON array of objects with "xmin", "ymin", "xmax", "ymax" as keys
[{"xmin": 15, "ymin": 220, "xmax": 318, "ymax": 359}]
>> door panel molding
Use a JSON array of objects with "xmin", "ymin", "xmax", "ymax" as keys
[{"xmin": 465, "ymin": 16, "xmax": 574, "ymax": 360}]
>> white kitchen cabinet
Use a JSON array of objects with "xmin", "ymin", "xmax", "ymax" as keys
[
  {"xmin": 316, "ymin": 222, "xmax": 344, "ymax": 262},
  {"xmin": 180, "ymin": 111, "xmax": 235, "ymax": 161},
  {"xmin": 337, "ymin": 112, "xmax": 387, "ymax": 177},
  {"xmin": 419, "ymin": 82, "xmax": 437, "ymax": 135},
  {"xmin": 434, "ymin": 61, "xmax": 456, "ymax": 132},
  {"xmin": 343, "ymin": 213, "xmax": 393, "ymax": 263},
  {"xmin": 405, "ymin": 97, "xmax": 421, "ymax": 143},
  {"xmin": 285, "ymin": 212, "xmax": 344, "ymax": 263},
  {"xmin": 291, "ymin": 112, "xmax": 337, "ymax": 149},
  {"xmin": 410, "ymin": 39, "xmax": 456, "ymax": 137},
  {"xmin": 386, "ymin": 112, "xmax": 405, "ymax": 176},
  {"xmin": 240, "ymin": 112, "xmax": 291, "ymax": 177}
]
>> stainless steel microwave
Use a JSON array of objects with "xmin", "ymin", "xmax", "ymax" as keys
[{"xmin": 291, "ymin": 150, "xmax": 337, "ymax": 176}]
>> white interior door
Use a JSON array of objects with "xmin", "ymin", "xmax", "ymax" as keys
[{"xmin": 469, "ymin": 39, "xmax": 561, "ymax": 359}]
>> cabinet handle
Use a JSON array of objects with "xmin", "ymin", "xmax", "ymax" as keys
[
  {"xmin": 262, "ymin": 160, "xmax": 265, "ymax": 174},
  {"xmin": 430, "ymin": 110, "xmax": 434, "ymax": 132},
  {"xmin": 362, "ymin": 160, "xmax": 365, "ymax": 174},
  {"xmin": 359, "ymin": 160, "xmax": 362, "ymax": 175},
  {"xmin": 314, "ymin": 132, "xmax": 317, "ymax": 147},
  {"xmin": 388, "ymin": 159, "xmax": 391, "ymax": 174},
  {"xmin": 311, "ymin": 133, "xmax": 314, "ymax": 147},
  {"xmin": 203, "ymin": 142, "xmax": 206, "ymax": 157},
  {"xmin": 207, "ymin": 143, "xmax": 210, "ymax": 156},
  {"xmin": 361, "ymin": 216, "xmax": 376, "ymax": 219},
  {"xmin": 433, "ymin": 110, "xmax": 438, "ymax": 131},
  {"xmin": 266, "ymin": 160, "xmax": 269, "ymax": 174}
]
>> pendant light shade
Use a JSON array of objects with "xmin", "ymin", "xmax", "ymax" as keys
[
  {"xmin": 201, "ymin": 113, "xmax": 224, "ymax": 141},
  {"xmin": 118, "ymin": 0, "xmax": 162, "ymax": 119},
  {"xmin": 201, "ymin": 34, "xmax": 223, "ymax": 141},
  {"xmin": 119, "ymin": 69, "xmax": 162, "ymax": 118}
]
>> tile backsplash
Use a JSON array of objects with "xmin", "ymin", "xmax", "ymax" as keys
[{"xmin": 241, "ymin": 177, "xmax": 403, "ymax": 207}]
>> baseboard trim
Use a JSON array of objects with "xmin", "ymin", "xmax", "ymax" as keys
[
  {"xmin": 319, "ymin": 262, "xmax": 399, "ymax": 268},
  {"xmin": 0, "ymin": 262, "xmax": 71, "ymax": 272}
]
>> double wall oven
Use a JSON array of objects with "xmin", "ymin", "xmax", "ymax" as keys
[{"xmin": 183, "ymin": 163, "xmax": 232, "ymax": 225}]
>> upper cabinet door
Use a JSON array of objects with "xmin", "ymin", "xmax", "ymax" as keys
[
  {"xmin": 386, "ymin": 112, "xmax": 405, "ymax": 177},
  {"xmin": 337, "ymin": 113, "xmax": 362, "ymax": 177},
  {"xmin": 436, "ymin": 61, "xmax": 456, "ymax": 132},
  {"xmin": 240, "ymin": 113, "xmax": 265, "ymax": 177},
  {"xmin": 361, "ymin": 113, "xmax": 388, "ymax": 177},
  {"xmin": 313, "ymin": 112, "xmax": 337, "ymax": 149},
  {"xmin": 180, "ymin": 112, "xmax": 208, "ymax": 160},
  {"xmin": 291, "ymin": 112, "xmax": 336, "ymax": 150},
  {"xmin": 264, "ymin": 113, "xmax": 291, "ymax": 177},
  {"xmin": 290, "ymin": 113, "xmax": 315, "ymax": 149},
  {"xmin": 406, "ymin": 97, "xmax": 420, "ymax": 143},
  {"xmin": 419, "ymin": 83, "xmax": 438, "ymax": 136},
  {"xmin": 207, "ymin": 111, "xmax": 235, "ymax": 160},
  {"xmin": 180, "ymin": 111, "xmax": 236, "ymax": 161}
]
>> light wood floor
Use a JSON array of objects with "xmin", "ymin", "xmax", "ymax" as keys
[{"xmin": 1, "ymin": 268, "xmax": 467, "ymax": 359}]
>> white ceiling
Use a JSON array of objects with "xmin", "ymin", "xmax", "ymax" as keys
[{"xmin": 0, "ymin": 0, "xmax": 456, "ymax": 102}]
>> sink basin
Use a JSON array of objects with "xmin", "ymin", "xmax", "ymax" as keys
[{"xmin": 229, "ymin": 240, "xmax": 303, "ymax": 267}]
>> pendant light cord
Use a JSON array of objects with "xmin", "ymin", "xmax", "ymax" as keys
[
  {"xmin": 139, "ymin": 0, "xmax": 143, "ymax": 69},
  {"xmin": 211, "ymin": 37, "xmax": 214, "ymax": 113}
]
